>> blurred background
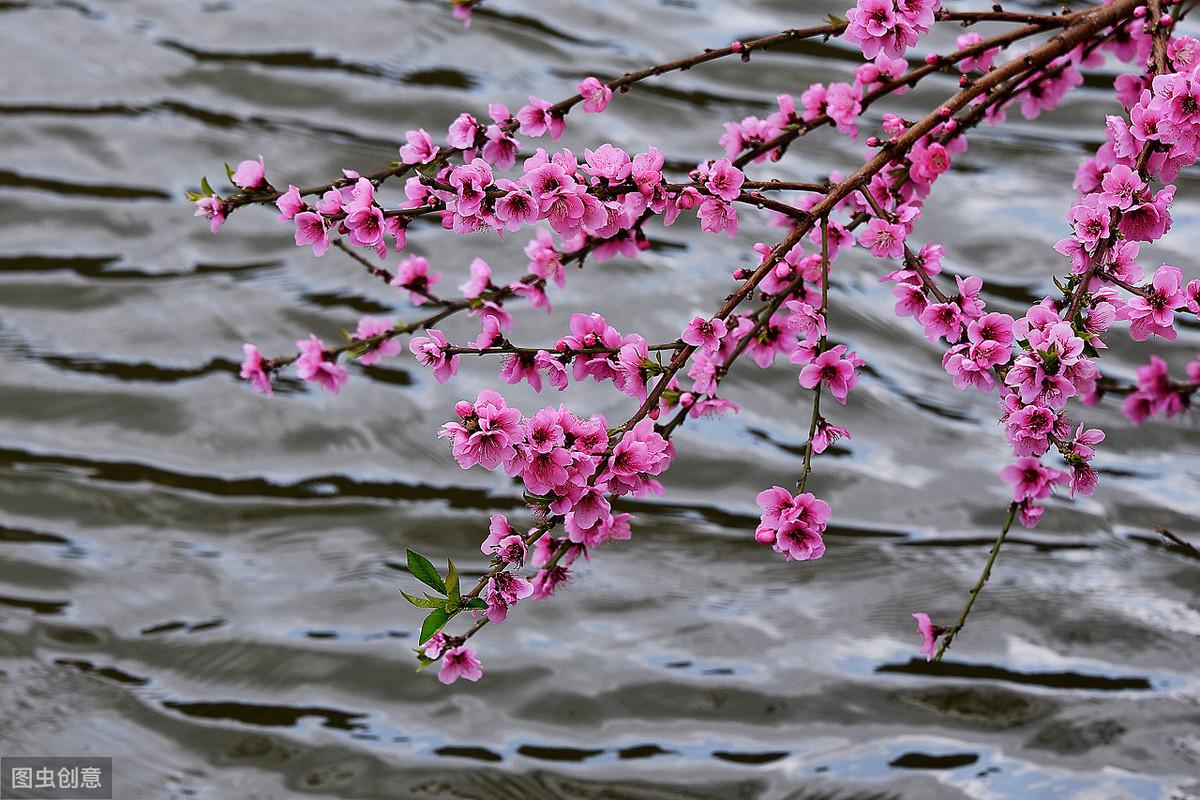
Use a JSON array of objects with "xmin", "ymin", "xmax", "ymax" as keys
[{"xmin": 1, "ymin": 0, "xmax": 1198, "ymax": 797}]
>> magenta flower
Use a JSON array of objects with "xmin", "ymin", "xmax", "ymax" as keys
[
  {"xmin": 702, "ymin": 158, "xmax": 745, "ymax": 202},
  {"xmin": 437, "ymin": 646, "xmax": 483, "ymax": 685},
  {"xmin": 193, "ymin": 195, "xmax": 225, "ymax": 233},
  {"xmin": 859, "ymin": 217, "xmax": 906, "ymax": 259},
  {"xmin": 957, "ymin": 32, "xmax": 998, "ymax": 72},
  {"xmin": 1122, "ymin": 264, "xmax": 1184, "ymax": 341},
  {"xmin": 447, "ymin": 113, "xmax": 479, "ymax": 149},
  {"xmin": 409, "ymin": 329, "xmax": 460, "ymax": 384},
  {"xmin": 275, "ymin": 184, "xmax": 303, "ymax": 221},
  {"xmin": 845, "ymin": 0, "xmax": 898, "ymax": 59},
  {"xmin": 421, "ymin": 632, "xmax": 447, "ymax": 660},
  {"xmin": 918, "ymin": 301, "xmax": 964, "ymax": 343},
  {"xmin": 1098, "ymin": 164, "xmax": 1146, "ymax": 209},
  {"xmin": 484, "ymin": 571, "xmax": 534, "ymax": 623},
  {"xmin": 295, "ymin": 335, "xmax": 348, "ymax": 394},
  {"xmin": 825, "ymin": 82, "xmax": 863, "ymax": 137},
  {"xmin": 798, "ymin": 345, "xmax": 859, "ymax": 403},
  {"xmin": 681, "ymin": 316, "xmax": 728, "ymax": 353},
  {"xmin": 399, "ymin": 128, "xmax": 439, "ymax": 164},
  {"xmin": 231, "ymin": 155, "xmax": 266, "ymax": 190},
  {"xmin": 517, "ymin": 96, "xmax": 565, "ymax": 140},
  {"xmin": 1068, "ymin": 199, "xmax": 1110, "ymax": 248},
  {"xmin": 912, "ymin": 612, "xmax": 940, "ymax": 661},
  {"xmin": 459, "ymin": 257, "xmax": 493, "ymax": 299},
  {"xmin": 811, "ymin": 417, "xmax": 851, "ymax": 454},
  {"xmin": 345, "ymin": 205, "xmax": 385, "ymax": 247},
  {"xmin": 293, "ymin": 211, "xmax": 330, "ymax": 257},
  {"xmin": 773, "ymin": 521, "xmax": 826, "ymax": 561},
  {"xmin": 239, "ymin": 344, "xmax": 272, "ymax": 396},
  {"xmin": 578, "ymin": 76, "xmax": 613, "ymax": 113},
  {"xmin": 391, "ymin": 255, "xmax": 442, "ymax": 305},
  {"xmin": 352, "ymin": 316, "xmax": 401, "ymax": 365},
  {"xmin": 697, "ymin": 198, "xmax": 738, "ymax": 237},
  {"xmin": 1000, "ymin": 457, "xmax": 1068, "ymax": 503}
]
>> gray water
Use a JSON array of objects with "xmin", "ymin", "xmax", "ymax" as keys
[{"xmin": 1, "ymin": 1, "xmax": 1199, "ymax": 798}]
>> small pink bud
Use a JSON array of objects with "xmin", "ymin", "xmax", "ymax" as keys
[
  {"xmin": 866, "ymin": 136, "xmax": 881, "ymax": 147},
  {"xmin": 455, "ymin": 400, "xmax": 474, "ymax": 418},
  {"xmin": 731, "ymin": 41, "xmax": 743, "ymax": 52},
  {"xmin": 1159, "ymin": 13, "xmax": 1173, "ymax": 25},
  {"xmin": 925, "ymin": 53, "xmax": 940, "ymax": 65},
  {"xmin": 648, "ymin": 408, "xmax": 660, "ymax": 420},
  {"xmin": 938, "ymin": 106, "xmax": 952, "ymax": 117},
  {"xmin": 733, "ymin": 267, "xmax": 752, "ymax": 280},
  {"xmin": 754, "ymin": 529, "xmax": 777, "ymax": 545},
  {"xmin": 1133, "ymin": 5, "xmax": 1147, "ymax": 16},
  {"xmin": 679, "ymin": 392, "xmax": 695, "ymax": 407},
  {"xmin": 942, "ymin": 118, "xmax": 958, "ymax": 132}
]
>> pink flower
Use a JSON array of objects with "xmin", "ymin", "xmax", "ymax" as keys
[
  {"xmin": 859, "ymin": 217, "xmax": 906, "ymax": 259},
  {"xmin": 918, "ymin": 301, "xmax": 964, "ymax": 343},
  {"xmin": 275, "ymin": 184, "xmax": 303, "ymax": 220},
  {"xmin": 294, "ymin": 211, "xmax": 329, "ymax": 256},
  {"xmin": 957, "ymin": 32, "xmax": 998, "ymax": 73},
  {"xmin": 1098, "ymin": 164, "xmax": 1145, "ymax": 210},
  {"xmin": 399, "ymin": 128, "xmax": 439, "ymax": 164},
  {"xmin": 1122, "ymin": 264, "xmax": 1184, "ymax": 341},
  {"xmin": 1000, "ymin": 457, "xmax": 1067, "ymax": 503},
  {"xmin": 239, "ymin": 344, "xmax": 272, "ymax": 395},
  {"xmin": 811, "ymin": 417, "xmax": 851, "ymax": 454},
  {"xmin": 484, "ymin": 571, "xmax": 534, "ymax": 623},
  {"xmin": 421, "ymin": 632, "xmax": 447, "ymax": 659},
  {"xmin": 438, "ymin": 646, "xmax": 482, "ymax": 685},
  {"xmin": 194, "ymin": 195, "xmax": 225, "ymax": 233},
  {"xmin": 578, "ymin": 76, "xmax": 612, "ymax": 113},
  {"xmin": 231, "ymin": 155, "xmax": 266, "ymax": 190},
  {"xmin": 1068, "ymin": 199, "xmax": 1110, "ymax": 248},
  {"xmin": 391, "ymin": 255, "xmax": 442, "ymax": 305},
  {"xmin": 825, "ymin": 82, "xmax": 863, "ymax": 137},
  {"xmin": 409, "ymin": 330, "xmax": 460, "ymax": 384},
  {"xmin": 459, "ymin": 257, "xmax": 493, "ymax": 299},
  {"xmin": 697, "ymin": 198, "xmax": 738, "ymax": 237},
  {"xmin": 447, "ymin": 113, "xmax": 479, "ymax": 149},
  {"xmin": 909, "ymin": 140, "xmax": 950, "ymax": 184},
  {"xmin": 345, "ymin": 205, "xmax": 385, "ymax": 247},
  {"xmin": 798, "ymin": 345, "xmax": 859, "ymax": 403},
  {"xmin": 681, "ymin": 316, "xmax": 728, "ymax": 353},
  {"xmin": 517, "ymin": 96, "xmax": 565, "ymax": 140},
  {"xmin": 912, "ymin": 612, "xmax": 939, "ymax": 661},
  {"xmin": 352, "ymin": 316, "xmax": 401, "ymax": 365},
  {"xmin": 295, "ymin": 335, "xmax": 349, "ymax": 394},
  {"xmin": 845, "ymin": 0, "xmax": 899, "ymax": 59},
  {"xmin": 702, "ymin": 158, "xmax": 745, "ymax": 202}
]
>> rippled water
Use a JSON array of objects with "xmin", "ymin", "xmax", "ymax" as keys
[{"xmin": 2, "ymin": 1, "xmax": 1199, "ymax": 798}]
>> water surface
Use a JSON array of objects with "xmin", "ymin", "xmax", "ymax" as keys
[{"xmin": 1, "ymin": 1, "xmax": 1199, "ymax": 797}]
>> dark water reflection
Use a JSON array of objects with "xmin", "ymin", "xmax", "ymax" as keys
[{"xmin": 1, "ymin": 0, "xmax": 1199, "ymax": 798}]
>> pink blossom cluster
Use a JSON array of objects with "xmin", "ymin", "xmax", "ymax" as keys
[
  {"xmin": 203, "ymin": 1, "xmax": 1200, "ymax": 673},
  {"xmin": 844, "ymin": 0, "xmax": 940, "ymax": 61}
]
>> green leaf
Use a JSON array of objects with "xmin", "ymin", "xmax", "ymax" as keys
[
  {"xmin": 199, "ymin": 176, "xmax": 215, "ymax": 197},
  {"xmin": 415, "ymin": 655, "xmax": 435, "ymax": 673},
  {"xmin": 224, "ymin": 162, "xmax": 236, "ymax": 182},
  {"xmin": 826, "ymin": 13, "xmax": 847, "ymax": 25},
  {"xmin": 407, "ymin": 549, "xmax": 447, "ymax": 595},
  {"xmin": 445, "ymin": 559, "xmax": 460, "ymax": 602},
  {"xmin": 399, "ymin": 589, "xmax": 442, "ymax": 609},
  {"xmin": 464, "ymin": 597, "xmax": 488, "ymax": 611},
  {"xmin": 418, "ymin": 608, "xmax": 449, "ymax": 644}
]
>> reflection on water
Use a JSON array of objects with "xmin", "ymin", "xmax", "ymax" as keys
[{"xmin": 1, "ymin": 0, "xmax": 1199, "ymax": 797}]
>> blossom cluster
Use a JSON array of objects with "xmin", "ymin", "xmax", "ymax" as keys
[{"xmin": 197, "ymin": 0, "xmax": 1200, "ymax": 674}]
